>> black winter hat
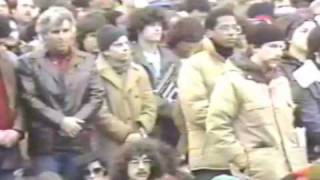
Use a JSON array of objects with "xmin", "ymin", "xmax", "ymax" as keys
[
  {"xmin": 247, "ymin": 23, "xmax": 285, "ymax": 47},
  {"xmin": 97, "ymin": 24, "xmax": 127, "ymax": 51},
  {"xmin": 0, "ymin": 15, "xmax": 11, "ymax": 38}
]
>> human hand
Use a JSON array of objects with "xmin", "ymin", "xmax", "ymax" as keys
[
  {"xmin": 125, "ymin": 133, "xmax": 142, "ymax": 143},
  {"xmin": 60, "ymin": 117, "xmax": 84, "ymax": 138},
  {"xmin": 0, "ymin": 130, "xmax": 21, "ymax": 148}
]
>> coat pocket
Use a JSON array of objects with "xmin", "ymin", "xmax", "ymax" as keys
[{"xmin": 242, "ymin": 102, "xmax": 273, "ymax": 127}]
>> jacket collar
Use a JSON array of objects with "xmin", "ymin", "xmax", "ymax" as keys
[
  {"xmin": 201, "ymin": 37, "xmax": 229, "ymax": 63},
  {"xmin": 131, "ymin": 42, "xmax": 174, "ymax": 76},
  {"xmin": 229, "ymin": 52, "xmax": 282, "ymax": 84},
  {"xmin": 96, "ymin": 54, "xmax": 139, "ymax": 91}
]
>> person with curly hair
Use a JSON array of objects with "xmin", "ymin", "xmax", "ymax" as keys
[
  {"xmin": 110, "ymin": 139, "xmax": 165, "ymax": 180},
  {"xmin": 110, "ymin": 139, "xmax": 194, "ymax": 180}
]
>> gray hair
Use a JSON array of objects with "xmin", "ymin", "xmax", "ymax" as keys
[{"xmin": 36, "ymin": 6, "xmax": 76, "ymax": 36}]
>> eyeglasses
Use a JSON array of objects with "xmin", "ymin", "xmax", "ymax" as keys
[{"xmin": 214, "ymin": 24, "xmax": 242, "ymax": 34}]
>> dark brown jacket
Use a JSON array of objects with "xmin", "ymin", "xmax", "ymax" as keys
[{"xmin": 17, "ymin": 49, "xmax": 104, "ymax": 155}]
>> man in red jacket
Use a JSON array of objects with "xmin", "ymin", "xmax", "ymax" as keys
[{"xmin": 0, "ymin": 14, "xmax": 24, "ymax": 180}]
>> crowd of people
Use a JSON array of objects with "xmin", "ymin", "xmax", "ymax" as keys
[{"xmin": 2, "ymin": 0, "xmax": 320, "ymax": 179}]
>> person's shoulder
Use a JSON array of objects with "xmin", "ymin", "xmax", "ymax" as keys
[
  {"xmin": 75, "ymin": 50, "xmax": 95, "ymax": 61},
  {"xmin": 131, "ymin": 62, "xmax": 147, "ymax": 73}
]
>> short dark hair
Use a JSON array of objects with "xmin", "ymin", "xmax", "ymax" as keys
[
  {"xmin": 127, "ymin": 7, "xmax": 165, "ymax": 42},
  {"xmin": 166, "ymin": 17, "xmax": 205, "ymax": 49},
  {"xmin": 76, "ymin": 10, "xmax": 107, "ymax": 50},
  {"xmin": 183, "ymin": 0, "xmax": 210, "ymax": 13},
  {"xmin": 205, "ymin": 8, "xmax": 235, "ymax": 30}
]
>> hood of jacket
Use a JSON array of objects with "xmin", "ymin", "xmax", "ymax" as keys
[{"xmin": 228, "ymin": 52, "xmax": 282, "ymax": 84}]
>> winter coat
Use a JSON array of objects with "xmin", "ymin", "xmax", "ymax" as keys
[
  {"xmin": 205, "ymin": 52, "xmax": 308, "ymax": 180},
  {"xmin": 177, "ymin": 40, "xmax": 226, "ymax": 170},
  {"xmin": 94, "ymin": 55, "xmax": 157, "ymax": 163},
  {"xmin": 280, "ymin": 57, "xmax": 320, "ymax": 161}
]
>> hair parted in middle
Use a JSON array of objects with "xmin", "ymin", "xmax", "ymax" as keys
[{"xmin": 109, "ymin": 139, "xmax": 166, "ymax": 180}]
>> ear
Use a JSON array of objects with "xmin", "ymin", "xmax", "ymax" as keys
[
  {"xmin": 102, "ymin": 50, "xmax": 110, "ymax": 57},
  {"xmin": 205, "ymin": 29, "xmax": 214, "ymax": 39},
  {"xmin": 251, "ymin": 46, "xmax": 260, "ymax": 55}
]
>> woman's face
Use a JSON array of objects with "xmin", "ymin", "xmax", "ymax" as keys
[{"xmin": 290, "ymin": 21, "xmax": 317, "ymax": 53}]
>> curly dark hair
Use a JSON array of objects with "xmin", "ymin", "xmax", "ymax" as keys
[
  {"xmin": 109, "ymin": 139, "xmax": 166, "ymax": 180},
  {"xmin": 127, "ymin": 7, "xmax": 166, "ymax": 42},
  {"xmin": 166, "ymin": 17, "xmax": 205, "ymax": 49}
]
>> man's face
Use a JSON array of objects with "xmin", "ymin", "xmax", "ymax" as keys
[
  {"xmin": 14, "ymin": 0, "xmax": 39, "ymax": 23},
  {"xmin": 256, "ymin": 41, "xmax": 286, "ymax": 69},
  {"xmin": 83, "ymin": 33, "xmax": 99, "ymax": 54},
  {"xmin": 103, "ymin": 35, "xmax": 132, "ymax": 62},
  {"xmin": 290, "ymin": 21, "xmax": 317, "ymax": 53},
  {"xmin": 141, "ymin": 22, "xmax": 163, "ymax": 43},
  {"xmin": 0, "ymin": 0, "xmax": 9, "ymax": 16},
  {"xmin": 83, "ymin": 161, "xmax": 108, "ymax": 180},
  {"xmin": 209, "ymin": 15, "xmax": 241, "ymax": 48},
  {"xmin": 127, "ymin": 154, "xmax": 151, "ymax": 180},
  {"xmin": 45, "ymin": 20, "xmax": 75, "ymax": 54}
]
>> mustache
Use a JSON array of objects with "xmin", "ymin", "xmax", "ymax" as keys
[{"xmin": 136, "ymin": 170, "xmax": 149, "ymax": 176}]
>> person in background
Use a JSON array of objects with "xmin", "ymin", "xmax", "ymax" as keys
[
  {"xmin": 280, "ymin": 16, "xmax": 320, "ymax": 162},
  {"xmin": 165, "ymin": 16, "xmax": 205, "ymax": 160},
  {"xmin": 0, "ymin": 0, "xmax": 10, "ymax": 16},
  {"xmin": 182, "ymin": 0, "xmax": 210, "ymax": 24},
  {"xmin": 128, "ymin": 7, "xmax": 181, "ymax": 149},
  {"xmin": 0, "ymin": 14, "xmax": 24, "ymax": 180},
  {"xmin": 76, "ymin": 153, "xmax": 109, "ymax": 180},
  {"xmin": 12, "ymin": 0, "xmax": 39, "ymax": 36},
  {"xmin": 76, "ymin": 10, "xmax": 107, "ymax": 55},
  {"xmin": 17, "ymin": 7, "xmax": 104, "ymax": 179}
]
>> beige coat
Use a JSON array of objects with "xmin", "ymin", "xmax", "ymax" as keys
[
  {"xmin": 94, "ymin": 55, "xmax": 157, "ymax": 163},
  {"xmin": 177, "ymin": 41, "xmax": 226, "ymax": 170},
  {"xmin": 205, "ymin": 56, "xmax": 308, "ymax": 180}
]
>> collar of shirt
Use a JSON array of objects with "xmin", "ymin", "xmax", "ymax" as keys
[{"xmin": 143, "ymin": 51, "xmax": 161, "ymax": 78}]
